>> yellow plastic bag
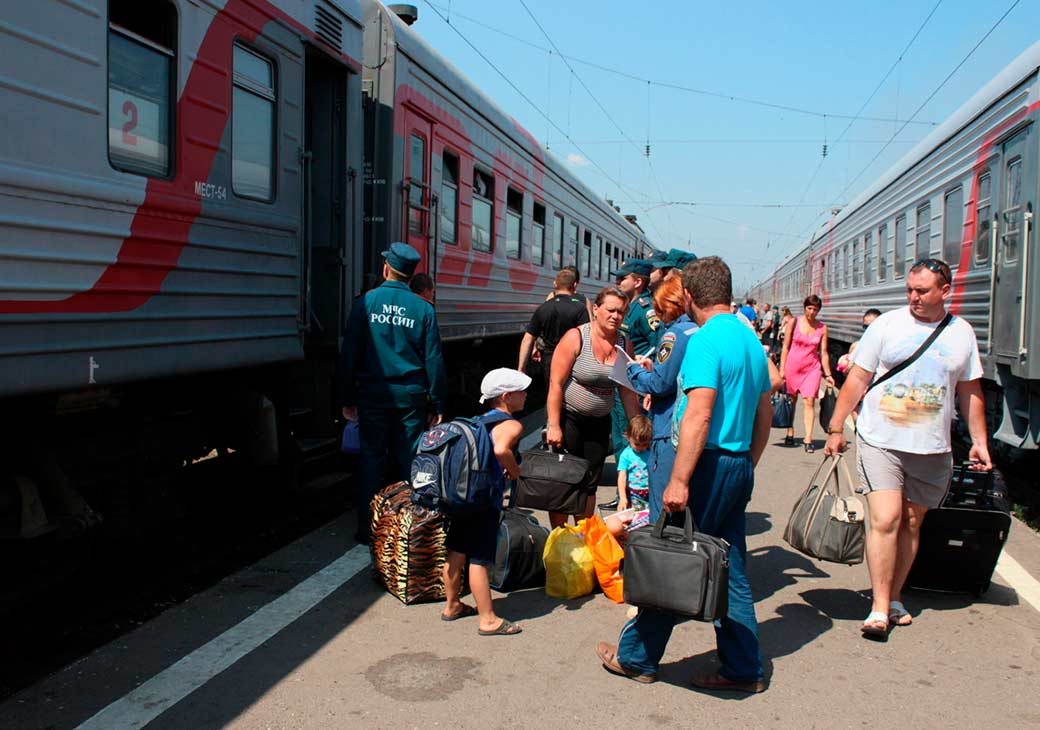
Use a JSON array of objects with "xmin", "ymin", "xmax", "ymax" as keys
[
  {"xmin": 584, "ymin": 514, "xmax": 625, "ymax": 603},
  {"xmin": 543, "ymin": 520, "xmax": 595, "ymax": 599}
]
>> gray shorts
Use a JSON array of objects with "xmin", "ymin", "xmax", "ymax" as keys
[{"xmin": 855, "ymin": 436, "xmax": 953, "ymax": 508}]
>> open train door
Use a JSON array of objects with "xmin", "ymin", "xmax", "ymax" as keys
[
  {"xmin": 991, "ymin": 125, "xmax": 1038, "ymax": 448},
  {"xmin": 402, "ymin": 108, "xmax": 434, "ymax": 276}
]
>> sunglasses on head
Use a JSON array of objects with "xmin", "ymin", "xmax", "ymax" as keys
[{"xmin": 911, "ymin": 258, "xmax": 951, "ymax": 284}]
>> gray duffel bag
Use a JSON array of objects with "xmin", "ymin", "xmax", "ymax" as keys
[
  {"xmin": 783, "ymin": 454, "xmax": 865, "ymax": 565},
  {"xmin": 623, "ymin": 507, "xmax": 730, "ymax": 621}
]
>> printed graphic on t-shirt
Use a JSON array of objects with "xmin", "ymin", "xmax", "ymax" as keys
[{"xmin": 875, "ymin": 339, "xmax": 961, "ymax": 426}]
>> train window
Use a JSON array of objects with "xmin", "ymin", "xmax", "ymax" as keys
[
  {"xmin": 942, "ymin": 187, "xmax": 963, "ymax": 266},
  {"xmin": 506, "ymin": 188, "xmax": 523, "ymax": 259},
  {"xmin": 407, "ymin": 135, "xmax": 427, "ymax": 236},
  {"xmin": 915, "ymin": 203, "xmax": 931, "ymax": 259},
  {"xmin": 877, "ymin": 223, "xmax": 887, "ymax": 281},
  {"xmin": 582, "ymin": 231, "xmax": 592, "ymax": 277},
  {"xmin": 894, "ymin": 216, "xmax": 906, "ymax": 278},
  {"xmin": 472, "ymin": 169, "xmax": 494, "ymax": 252},
  {"xmin": 975, "ymin": 173, "xmax": 992, "ymax": 263},
  {"xmin": 853, "ymin": 239, "xmax": 861, "ymax": 287},
  {"xmin": 440, "ymin": 152, "xmax": 458, "ymax": 245},
  {"xmin": 595, "ymin": 236, "xmax": 603, "ymax": 279},
  {"xmin": 107, "ymin": 1, "xmax": 176, "ymax": 177},
  {"xmin": 864, "ymin": 231, "xmax": 873, "ymax": 285},
  {"xmin": 844, "ymin": 243, "xmax": 851, "ymax": 289},
  {"xmin": 232, "ymin": 45, "xmax": 276, "ymax": 201},
  {"xmin": 567, "ymin": 222, "xmax": 579, "ymax": 267},
  {"xmin": 532, "ymin": 203, "xmax": 546, "ymax": 266},
  {"xmin": 1004, "ymin": 157, "xmax": 1023, "ymax": 262},
  {"xmin": 553, "ymin": 214, "xmax": 564, "ymax": 268}
]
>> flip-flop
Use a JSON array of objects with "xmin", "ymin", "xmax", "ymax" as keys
[
  {"xmin": 440, "ymin": 604, "xmax": 477, "ymax": 622},
  {"xmin": 888, "ymin": 601, "xmax": 912, "ymax": 626},
  {"xmin": 861, "ymin": 611, "xmax": 890, "ymax": 640},
  {"xmin": 478, "ymin": 618, "xmax": 522, "ymax": 636}
]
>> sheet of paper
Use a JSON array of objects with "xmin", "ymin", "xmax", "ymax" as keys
[{"xmin": 610, "ymin": 349, "xmax": 640, "ymax": 392}]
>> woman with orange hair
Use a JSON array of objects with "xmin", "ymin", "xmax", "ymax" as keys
[{"xmin": 624, "ymin": 276, "xmax": 700, "ymax": 518}]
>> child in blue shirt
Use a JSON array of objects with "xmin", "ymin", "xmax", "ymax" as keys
[{"xmin": 616, "ymin": 415, "xmax": 652, "ymax": 512}]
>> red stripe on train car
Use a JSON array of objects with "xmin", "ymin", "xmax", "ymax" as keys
[
  {"xmin": 950, "ymin": 99, "xmax": 1040, "ymax": 314},
  {"xmin": 0, "ymin": 0, "xmax": 360, "ymax": 314}
]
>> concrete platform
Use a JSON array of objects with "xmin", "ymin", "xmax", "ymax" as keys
[{"xmin": 4, "ymin": 421, "xmax": 1039, "ymax": 729}]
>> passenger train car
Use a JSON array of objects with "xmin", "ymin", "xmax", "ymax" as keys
[
  {"xmin": 0, "ymin": 1, "xmax": 655, "ymax": 537},
  {"xmin": 752, "ymin": 43, "xmax": 1040, "ymax": 450},
  {"xmin": 359, "ymin": 0, "xmax": 654, "ymax": 341}
]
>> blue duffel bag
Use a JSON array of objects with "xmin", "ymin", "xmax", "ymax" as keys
[{"xmin": 772, "ymin": 392, "xmax": 794, "ymax": 429}]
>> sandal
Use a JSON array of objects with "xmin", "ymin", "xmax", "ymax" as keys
[
  {"xmin": 478, "ymin": 618, "xmax": 522, "ymax": 636},
  {"xmin": 440, "ymin": 603, "xmax": 478, "ymax": 622},
  {"xmin": 804, "ymin": 441, "xmax": 815, "ymax": 454},
  {"xmin": 888, "ymin": 601, "xmax": 912, "ymax": 627},
  {"xmin": 861, "ymin": 611, "xmax": 890, "ymax": 640},
  {"xmin": 784, "ymin": 435, "xmax": 795, "ymax": 447}
]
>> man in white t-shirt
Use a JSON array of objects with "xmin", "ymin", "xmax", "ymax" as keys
[{"xmin": 824, "ymin": 258, "xmax": 992, "ymax": 640}]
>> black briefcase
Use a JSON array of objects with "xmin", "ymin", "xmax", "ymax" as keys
[
  {"xmin": 515, "ymin": 445, "xmax": 593, "ymax": 514},
  {"xmin": 623, "ymin": 508, "xmax": 730, "ymax": 621},
  {"xmin": 906, "ymin": 465, "xmax": 1010, "ymax": 596}
]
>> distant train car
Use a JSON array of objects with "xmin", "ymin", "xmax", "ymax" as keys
[
  {"xmin": 359, "ymin": 1, "xmax": 655, "ymax": 341},
  {"xmin": 0, "ymin": 0, "xmax": 366, "ymax": 533},
  {"xmin": 754, "ymin": 43, "xmax": 1040, "ymax": 450}
]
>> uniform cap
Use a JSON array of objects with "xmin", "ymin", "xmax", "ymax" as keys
[
  {"xmin": 647, "ymin": 251, "xmax": 673, "ymax": 270},
  {"xmin": 479, "ymin": 367, "xmax": 532, "ymax": 403},
  {"xmin": 614, "ymin": 259, "xmax": 652, "ymax": 277},
  {"xmin": 382, "ymin": 242, "xmax": 421, "ymax": 277},
  {"xmin": 669, "ymin": 248, "xmax": 697, "ymax": 268},
  {"xmin": 610, "ymin": 261, "xmax": 633, "ymax": 278}
]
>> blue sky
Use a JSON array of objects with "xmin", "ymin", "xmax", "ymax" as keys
[{"xmin": 408, "ymin": 0, "xmax": 1037, "ymax": 293}]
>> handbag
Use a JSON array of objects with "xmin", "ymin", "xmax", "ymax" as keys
[
  {"xmin": 771, "ymin": 392, "xmax": 794, "ymax": 429},
  {"xmin": 783, "ymin": 454, "xmax": 865, "ymax": 564},
  {"xmin": 622, "ymin": 508, "xmax": 730, "ymax": 621},
  {"xmin": 515, "ymin": 444, "xmax": 593, "ymax": 514},
  {"xmin": 818, "ymin": 386, "xmax": 837, "ymax": 432}
]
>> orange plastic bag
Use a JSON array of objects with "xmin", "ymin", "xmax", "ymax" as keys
[{"xmin": 584, "ymin": 514, "xmax": 625, "ymax": 603}]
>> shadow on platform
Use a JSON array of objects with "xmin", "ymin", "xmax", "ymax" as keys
[{"xmin": 748, "ymin": 545, "xmax": 830, "ymax": 602}]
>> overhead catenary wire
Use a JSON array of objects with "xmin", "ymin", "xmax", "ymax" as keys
[
  {"xmin": 420, "ymin": 0, "xmax": 668, "ymax": 243},
  {"xmin": 516, "ymin": 0, "xmax": 677, "ymax": 242},
  {"xmin": 425, "ymin": 1, "xmax": 941, "ymax": 127},
  {"xmin": 769, "ymin": 0, "xmax": 948, "ymax": 273}
]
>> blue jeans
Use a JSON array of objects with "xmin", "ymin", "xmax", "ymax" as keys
[{"xmin": 617, "ymin": 449, "xmax": 762, "ymax": 682}]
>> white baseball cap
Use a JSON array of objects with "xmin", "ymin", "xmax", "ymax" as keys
[{"xmin": 479, "ymin": 367, "xmax": 532, "ymax": 403}]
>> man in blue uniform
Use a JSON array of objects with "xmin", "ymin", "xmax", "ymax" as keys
[{"xmin": 338, "ymin": 242, "xmax": 447, "ymax": 544}]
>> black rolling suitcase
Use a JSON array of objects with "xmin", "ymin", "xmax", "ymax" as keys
[{"xmin": 906, "ymin": 465, "xmax": 1011, "ymax": 596}]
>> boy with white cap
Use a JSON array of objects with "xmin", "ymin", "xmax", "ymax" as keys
[{"xmin": 441, "ymin": 368, "xmax": 529, "ymax": 635}]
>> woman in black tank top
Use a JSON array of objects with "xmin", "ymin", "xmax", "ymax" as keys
[{"xmin": 545, "ymin": 287, "xmax": 641, "ymax": 528}]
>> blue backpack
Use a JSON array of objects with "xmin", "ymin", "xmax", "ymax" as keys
[{"xmin": 411, "ymin": 410, "xmax": 514, "ymax": 514}]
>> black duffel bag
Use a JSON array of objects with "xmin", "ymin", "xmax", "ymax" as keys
[
  {"xmin": 515, "ymin": 445, "xmax": 593, "ymax": 514},
  {"xmin": 623, "ymin": 508, "xmax": 730, "ymax": 622}
]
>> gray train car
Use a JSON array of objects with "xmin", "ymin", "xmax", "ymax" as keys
[
  {"xmin": 0, "ymin": 0, "xmax": 365, "ymax": 533},
  {"xmin": 753, "ymin": 43, "xmax": 1040, "ymax": 449},
  {"xmin": 360, "ymin": 1, "xmax": 655, "ymax": 342}
]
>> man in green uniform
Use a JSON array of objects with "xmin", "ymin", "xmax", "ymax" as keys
[
  {"xmin": 601, "ymin": 259, "xmax": 659, "ymax": 509},
  {"xmin": 338, "ymin": 242, "xmax": 447, "ymax": 543}
]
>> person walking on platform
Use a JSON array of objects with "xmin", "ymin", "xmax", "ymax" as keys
[
  {"xmin": 602, "ymin": 259, "xmax": 659, "ymax": 509},
  {"xmin": 823, "ymin": 258, "xmax": 992, "ymax": 639},
  {"xmin": 625, "ymin": 277, "xmax": 699, "ymax": 519},
  {"xmin": 337, "ymin": 242, "xmax": 447, "ymax": 544},
  {"xmin": 779, "ymin": 294, "xmax": 835, "ymax": 452},
  {"xmin": 596, "ymin": 256, "xmax": 772, "ymax": 692},
  {"xmin": 518, "ymin": 268, "xmax": 590, "ymax": 385}
]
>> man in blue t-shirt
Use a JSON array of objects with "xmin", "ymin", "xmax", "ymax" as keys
[{"xmin": 596, "ymin": 256, "xmax": 773, "ymax": 694}]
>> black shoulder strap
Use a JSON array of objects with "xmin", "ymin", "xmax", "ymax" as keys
[{"xmin": 866, "ymin": 312, "xmax": 952, "ymax": 394}]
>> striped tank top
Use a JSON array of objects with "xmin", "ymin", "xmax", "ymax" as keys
[{"xmin": 563, "ymin": 323, "xmax": 627, "ymax": 417}]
